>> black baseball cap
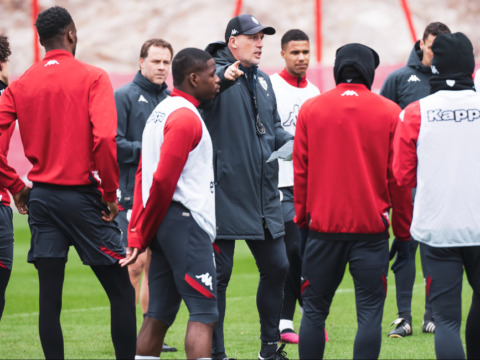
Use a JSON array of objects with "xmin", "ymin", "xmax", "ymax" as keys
[{"xmin": 224, "ymin": 14, "xmax": 275, "ymax": 42}]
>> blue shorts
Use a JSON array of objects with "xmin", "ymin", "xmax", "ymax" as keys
[
  {"xmin": 27, "ymin": 183, "xmax": 125, "ymax": 265},
  {"xmin": 147, "ymin": 202, "xmax": 218, "ymax": 325},
  {"xmin": 0, "ymin": 204, "xmax": 14, "ymax": 270}
]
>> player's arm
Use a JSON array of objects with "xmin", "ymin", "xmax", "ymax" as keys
[
  {"xmin": 293, "ymin": 105, "xmax": 309, "ymax": 229},
  {"xmin": 393, "ymin": 102, "xmax": 421, "ymax": 188},
  {"xmin": 114, "ymin": 90, "xmax": 142, "ymax": 165},
  {"xmin": 388, "ymin": 109, "xmax": 413, "ymax": 243},
  {"xmin": 89, "ymin": 70, "xmax": 120, "ymax": 204},
  {"xmin": 0, "ymin": 121, "xmax": 28, "ymax": 213}
]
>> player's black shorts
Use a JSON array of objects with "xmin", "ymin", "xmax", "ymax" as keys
[
  {"xmin": 147, "ymin": 201, "xmax": 218, "ymax": 325},
  {"xmin": 0, "ymin": 204, "xmax": 14, "ymax": 270},
  {"xmin": 27, "ymin": 183, "xmax": 125, "ymax": 265},
  {"xmin": 279, "ymin": 186, "xmax": 295, "ymax": 223}
]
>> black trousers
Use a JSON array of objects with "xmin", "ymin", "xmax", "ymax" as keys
[{"xmin": 211, "ymin": 231, "xmax": 289, "ymax": 354}]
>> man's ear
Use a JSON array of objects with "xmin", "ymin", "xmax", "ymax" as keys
[
  {"xmin": 67, "ymin": 30, "xmax": 75, "ymax": 43},
  {"xmin": 188, "ymin": 72, "xmax": 198, "ymax": 87},
  {"xmin": 229, "ymin": 36, "xmax": 237, "ymax": 49}
]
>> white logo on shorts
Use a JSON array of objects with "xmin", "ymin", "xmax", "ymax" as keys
[{"xmin": 196, "ymin": 272, "xmax": 213, "ymax": 290}]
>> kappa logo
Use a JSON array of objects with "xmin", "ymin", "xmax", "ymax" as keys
[
  {"xmin": 341, "ymin": 90, "xmax": 358, "ymax": 96},
  {"xmin": 231, "ymin": 29, "xmax": 238, "ymax": 36},
  {"xmin": 44, "ymin": 60, "xmax": 59, "ymax": 67},
  {"xmin": 138, "ymin": 95, "xmax": 148, "ymax": 103},
  {"xmin": 427, "ymin": 108, "xmax": 480, "ymax": 122},
  {"xmin": 407, "ymin": 74, "xmax": 421, "ymax": 82},
  {"xmin": 196, "ymin": 272, "xmax": 213, "ymax": 290},
  {"xmin": 283, "ymin": 104, "xmax": 300, "ymax": 128}
]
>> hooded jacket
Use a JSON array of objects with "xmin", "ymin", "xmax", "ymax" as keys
[
  {"xmin": 294, "ymin": 44, "xmax": 412, "ymax": 242},
  {"xmin": 380, "ymin": 41, "xmax": 432, "ymax": 109},
  {"xmin": 114, "ymin": 71, "xmax": 169, "ymax": 209},
  {"xmin": 201, "ymin": 42, "xmax": 292, "ymax": 240}
]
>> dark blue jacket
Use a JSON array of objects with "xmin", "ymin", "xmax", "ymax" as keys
[
  {"xmin": 201, "ymin": 42, "xmax": 292, "ymax": 240},
  {"xmin": 114, "ymin": 71, "xmax": 169, "ymax": 209},
  {"xmin": 380, "ymin": 41, "xmax": 432, "ymax": 109}
]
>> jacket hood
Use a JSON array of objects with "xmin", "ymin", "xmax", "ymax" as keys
[
  {"xmin": 333, "ymin": 43, "xmax": 379, "ymax": 90},
  {"xmin": 205, "ymin": 41, "xmax": 236, "ymax": 66},
  {"xmin": 406, "ymin": 40, "xmax": 430, "ymax": 74}
]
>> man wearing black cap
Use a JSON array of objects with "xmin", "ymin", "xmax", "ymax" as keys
[
  {"xmin": 293, "ymin": 43, "xmax": 412, "ymax": 359},
  {"xmin": 393, "ymin": 32, "xmax": 480, "ymax": 359},
  {"xmin": 201, "ymin": 14, "xmax": 292, "ymax": 360}
]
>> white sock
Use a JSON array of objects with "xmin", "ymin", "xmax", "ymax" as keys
[
  {"xmin": 279, "ymin": 319, "xmax": 294, "ymax": 332},
  {"xmin": 135, "ymin": 356, "xmax": 159, "ymax": 360}
]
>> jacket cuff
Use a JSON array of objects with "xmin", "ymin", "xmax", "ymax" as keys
[
  {"xmin": 103, "ymin": 190, "xmax": 117, "ymax": 202},
  {"xmin": 9, "ymin": 177, "xmax": 26, "ymax": 196}
]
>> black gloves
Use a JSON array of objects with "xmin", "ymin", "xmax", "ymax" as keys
[{"xmin": 389, "ymin": 238, "xmax": 410, "ymax": 273}]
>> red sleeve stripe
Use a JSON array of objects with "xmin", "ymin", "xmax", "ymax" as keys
[
  {"xmin": 184, "ymin": 273, "xmax": 215, "ymax": 299},
  {"xmin": 0, "ymin": 260, "xmax": 6, "ymax": 269},
  {"xmin": 212, "ymin": 243, "xmax": 220, "ymax": 254},
  {"xmin": 100, "ymin": 246, "xmax": 125, "ymax": 260}
]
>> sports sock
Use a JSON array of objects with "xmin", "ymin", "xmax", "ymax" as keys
[
  {"xmin": 279, "ymin": 319, "xmax": 294, "ymax": 332},
  {"xmin": 0, "ymin": 267, "xmax": 11, "ymax": 321},
  {"xmin": 399, "ymin": 311, "xmax": 412, "ymax": 323},
  {"xmin": 466, "ymin": 292, "xmax": 480, "ymax": 359},
  {"xmin": 91, "ymin": 263, "xmax": 137, "ymax": 359},
  {"xmin": 37, "ymin": 258, "xmax": 66, "ymax": 360},
  {"xmin": 260, "ymin": 341, "xmax": 278, "ymax": 358}
]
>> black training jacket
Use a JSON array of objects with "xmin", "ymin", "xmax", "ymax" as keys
[{"xmin": 201, "ymin": 42, "xmax": 292, "ymax": 240}]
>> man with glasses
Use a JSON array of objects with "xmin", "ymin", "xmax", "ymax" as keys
[{"xmin": 201, "ymin": 14, "xmax": 292, "ymax": 360}]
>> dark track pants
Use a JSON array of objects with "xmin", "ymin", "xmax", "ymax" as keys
[
  {"xmin": 393, "ymin": 239, "xmax": 432, "ymax": 320},
  {"xmin": 299, "ymin": 236, "xmax": 389, "ymax": 360},
  {"xmin": 420, "ymin": 243, "xmax": 480, "ymax": 360},
  {"xmin": 212, "ymin": 232, "xmax": 289, "ymax": 355}
]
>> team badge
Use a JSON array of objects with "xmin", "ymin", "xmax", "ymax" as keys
[{"xmin": 259, "ymin": 76, "xmax": 268, "ymax": 91}]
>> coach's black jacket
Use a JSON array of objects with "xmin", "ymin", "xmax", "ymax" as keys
[
  {"xmin": 380, "ymin": 41, "xmax": 432, "ymax": 109},
  {"xmin": 200, "ymin": 42, "xmax": 292, "ymax": 240},
  {"xmin": 114, "ymin": 71, "xmax": 169, "ymax": 210}
]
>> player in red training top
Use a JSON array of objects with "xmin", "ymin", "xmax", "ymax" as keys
[
  {"xmin": 0, "ymin": 7, "xmax": 136, "ymax": 359},
  {"xmin": 293, "ymin": 43, "xmax": 412, "ymax": 359}
]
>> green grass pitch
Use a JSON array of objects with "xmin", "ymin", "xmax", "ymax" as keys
[{"xmin": 0, "ymin": 214, "xmax": 472, "ymax": 359}]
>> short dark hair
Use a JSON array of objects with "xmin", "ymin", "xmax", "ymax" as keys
[
  {"xmin": 423, "ymin": 22, "xmax": 451, "ymax": 41},
  {"xmin": 140, "ymin": 39, "xmax": 174, "ymax": 60},
  {"xmin": 35, "ymin": 6, "xmax": 73, "ymax": 41},
  {"xmin": 172, "ymin": 48, "xmax": 212, "ymax": 87},
  {"xmin": 0, "ymin": 35, "xmax": 11, "ymax": 63},
  {"xmin": 281, "ymin": 29, "xmax": 309, "ymax": 49}
]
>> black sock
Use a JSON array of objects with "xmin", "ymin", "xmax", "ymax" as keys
[
  {"xmin": 260, "ymin": 341, "xmax": 278, "ymax": 358},
  {"xmin": 37, "ymin": 258, "xmax": 66, "ymax": 360},
  {"xmin": 399, "ymin": 311, "xmax": 412, "ymax": 323},
  {"xmin": 0, "ymin": 267, "xmax": 11, "ymax": 321},
  {"xmin": 91, "ymin": 263, "xmax": 136, "ymax": 360}
]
